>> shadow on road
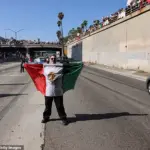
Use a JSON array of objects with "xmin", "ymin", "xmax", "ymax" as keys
[
  {"xmin": 0, "ymin": 93, "xmax": 28, "ymax": 98},
  {"xmin": 0, "ymin": 83, "xmax": 27, "ymax": 86},
  {"xmin": 50, "ymin": 112, "xmax": 148, "ymax": 123}
]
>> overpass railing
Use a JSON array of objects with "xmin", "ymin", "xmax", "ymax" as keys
[
  {"xmin": 67, "ymin": 0, "xmax": 150, "ymax": 44},
  {"xmin": 0, "ymin": 43, "xmax": 62, "ymax": 48},
  {"xmin": 126, "ymin": 0, "xmax": 149, "ymax": 16}
]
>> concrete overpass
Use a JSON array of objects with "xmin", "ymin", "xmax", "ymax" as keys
[
  {"xmin": 0, "ymin": 43, "xmax": 62, "ymax": 49},
  {"xmin": 0, "ymin": 43, "xmax": 62, "ymax": 59}
]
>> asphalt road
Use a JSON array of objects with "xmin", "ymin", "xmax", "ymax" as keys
[
  {"xmin": 0, "ymin": 66, "xmax": 44, "ymax": 150},
  {"xmin": 0, "ymin": 66, "xmax": 150, "ymax": 150},
  {"xmin": 0, "ymin": 66, "xmax": 30, "ymax": 121},
  {"xmin": 44, "ymin": 66, "xmax": 150, "ymax": 150}
]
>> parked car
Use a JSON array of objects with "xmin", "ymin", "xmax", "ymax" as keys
[
  {"xmin": 146, "ymin": 77, "xmax": 150, "ymax": 94},
  {"xmin": 57, "ymin": 56, "xmax": 75, "ymax": 63},
  {"xmin": 34, "ymin": 57, "xmax": 45, "ymax": 64},
  {"xmin": 57, "ymin": 56, "xmax": 69, "ymax": 63}
]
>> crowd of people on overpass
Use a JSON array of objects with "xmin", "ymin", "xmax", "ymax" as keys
[
  {"xmin": 67, "ymin": 0, "xmax": 150, "ymax": 43},
  {"xmin": 0, "ymin": 37, "xmax": 61, "ymax": 46}
]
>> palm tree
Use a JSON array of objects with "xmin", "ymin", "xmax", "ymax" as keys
[
  {"xmin": 96, "ymin": 20, "xmax": 100, "ymax": 25},
  {"xmin": 77, "ymin": 27, "xmax": 82, "ymax": 33},
  {"xmin": 57, "ymin": 12, "xmax": 64, "ymax": 56},
  {"xmin": 93, "ymin": 20, "xmax": 100, "ymax": 26},
  {"xmin": 93, "ymin": 20, "xmax": 97, "ymax": 25},
  {"xmin": 58, "ymin": 12, "xmax": 64, "ymax": 20},
  {"xmin": 56, "ymin": 30, "xmax": 61, "ymax": 40},
  {"xmin": 68, "ymin": 28, "xmax": 75, "ymax": 36},
  {"xmin": 70, "ymin": 28, "xmax": 78, "ymax": 38},
  {"xmin": 89, "ymin": 25, "xmax": 93, "ymax": 29},
  {"xmin": 73, "ymin": 29, "xmax": 78, "ymax": 37},
  {"xmin": 83, "ymin": 20, "xmax": 88, "ymax": 30},
  {"xmin": 63, "ymin": 36, "xmax": 69, "ymax": 44},
  {"xmin": 68, "ymin": 29, "xmax": 73, "ymax": 37},
  {"xmin": 57, "ymin": 20, "xmax": 62, "ymax": 27}
]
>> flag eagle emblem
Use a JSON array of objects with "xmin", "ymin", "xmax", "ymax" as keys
[{"xmin": 48, "ymin": 72, "xmax": 55, "ymax": 81}]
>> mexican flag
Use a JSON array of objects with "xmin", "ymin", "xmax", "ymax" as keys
[{"xmin": 24, "ymin": 62, "xmax": 83, "ymax": 95}]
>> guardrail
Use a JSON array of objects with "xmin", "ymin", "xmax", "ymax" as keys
[
  {"xmin": 126, "ymin": 0, "xmax": 149, "ymax": 16},
  {"xmin": 0, "ymin": 43, "xmax": 62, "ymax": 48},
  {"xmin": 67, "ymin": 0, "xmax": 150, "ymax": 44}
]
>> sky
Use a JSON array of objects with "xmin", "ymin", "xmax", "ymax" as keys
[{"xmin": 0, "ymin": 0, "xmax": 127, "ymax": 42}]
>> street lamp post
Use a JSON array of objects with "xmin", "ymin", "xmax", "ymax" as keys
[
  {"xmin": 5, "ymin": 29, "xmax": 24, "ymax": 40},
  {"xmin": 4, "ymin": 29, "xmax": 24, "ymax": 60},
  {"xmin": 57, "ymin": 12, "xmax": 65, "ymax": 57}
]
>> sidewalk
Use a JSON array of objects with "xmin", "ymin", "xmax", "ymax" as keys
[
  {"xmin": 0, "ymin": 62, "xmax": 20, "ymax": 71},
  {"xmin": 0, "ymin": 82, "xmax": 45, "ymax": 150},
  {"xmin": 85, "ymin": 64, "xmax": 150, "ymax": 81}
]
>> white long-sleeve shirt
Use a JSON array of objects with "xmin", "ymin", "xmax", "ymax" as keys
[{"xmin": 43, "ymin": 63, "xmax": 63, "ymax": 97}]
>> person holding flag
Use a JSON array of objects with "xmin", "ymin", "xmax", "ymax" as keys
[
  {"xmin": 24, "ymin": 54, "xmax": 83, "ymax": 125},
  {"xmin": 42, "ymin": 54, "xmax": 68, "ymax": 125}
]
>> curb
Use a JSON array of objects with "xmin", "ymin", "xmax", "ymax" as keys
[{"xmin": 85, "ymin": 65, "xmax": 147, "ymax": 82}]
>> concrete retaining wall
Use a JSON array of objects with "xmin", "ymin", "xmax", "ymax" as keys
[{"xmin": 67, "ymin": 5, "xmax": 150, "ymax": 72}]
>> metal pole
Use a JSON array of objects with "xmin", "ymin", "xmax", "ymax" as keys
[
  {"xmin": 15, "ymin": 32, "xmax": 17, "ymax": 40},
  {"xmin": 61, "ymin": 23, "xmax": 64, "ymax": 57}
]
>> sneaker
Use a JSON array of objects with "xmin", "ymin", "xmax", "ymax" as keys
[
  {"xmin": 41, "ymin": 118, "xmax": 49, "ymax": 123},
  {"xmin": 62, "ymin": 118, "xmax": 69, "ymax": 126}
]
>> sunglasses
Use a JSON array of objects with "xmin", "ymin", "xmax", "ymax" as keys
[{"xmin": 50, "ymin": 57, "xmax": 56, "ymax": 60}]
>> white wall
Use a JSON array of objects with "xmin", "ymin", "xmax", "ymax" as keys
[{"xmin": 67, "ymin": 6, "xmax": 150, "ymax": 72}]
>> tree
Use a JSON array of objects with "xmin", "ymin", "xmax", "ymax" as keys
[
  {"xmin": 63, "ymin": 36, "xmax": 69, "ymax": 44},
  {"xmin": 93, "ymin": 20, "xmax": 96, "ymax": 24},
  {"xmin": 68, "ymin": 28, "xmax": 77, "ymax": 38},
  {"xmin": 77, "ymin": 27, "xmax": 82, "ymax": 33},
  {"xmin": 56, "ymin": 30, "xmax": 61, "ymax": 40},
  {"xmin": 96, "ymin": 20, "xmax": 100, "ymax": 25},
  {"xmin": 81, "ymin": 23, "xmax": 85, "ymax": 32},
  {"xmin": 93, "ymin": 20, "xmax": 100, "ymax": 26},
  {"xmin": 37, "ymin": 38, "xmax": 40, "ymax": 43},
  {"xmin": 68, "ymin": 29, "xmax": 72, "ymax": 37},
  {"xmin": 58, "ymin": 12, "xmax": 64, "ymax": 20},
  {"xmin": 57, "ymin": 20, "xmax": 62, "ymax": 27},
  {"xmin": 89, "ymin": 25, "xmax": 93, "ymax": 28},
  {"xmin": 83, "ymin": 20, "xmax": 88, "ymax": 30}
]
